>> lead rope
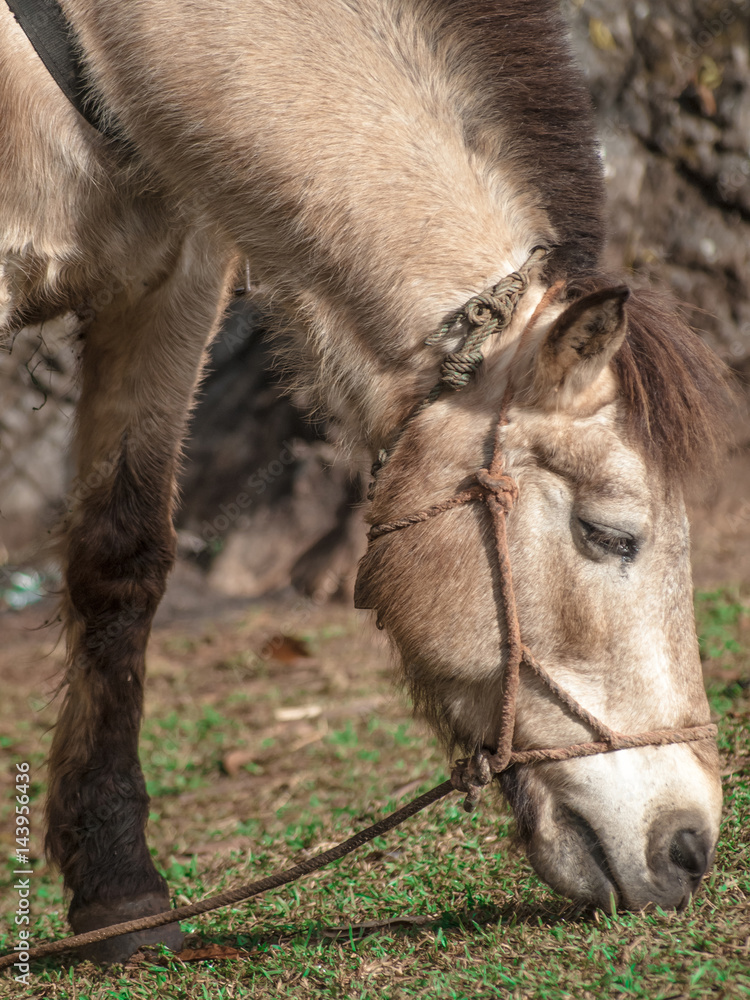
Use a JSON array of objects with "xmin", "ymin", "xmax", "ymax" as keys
[{"xmin": 0, "ymin": 783, "xmax": 456, "ymax": 970}]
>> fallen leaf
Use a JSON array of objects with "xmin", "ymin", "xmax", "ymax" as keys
[
  {"xmin": 695, "ymin": 83, "xmax": 717, "ymax": 117},
  {"xmin": 589, "ymin": 18, "xmax": 617, "ymax": 52},
  {"xmin": 363, "ymin": 848, "xmax": 403, "ymax": 865},
  {"xmin": 259, "ymin": 633, "xmax": 312, "ymax": 662},
  {"xmin": 697, "ymin": 55, "xmax": 722, "ymax": 91},
  {"xmin": 124, "ymin": 950, "xmax": 149, "ymax": 965},
  {"xmin": 221, "ymin": 749, "xmax": 257, "ymax": 777}
]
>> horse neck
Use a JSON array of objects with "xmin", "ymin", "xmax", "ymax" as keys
[
  {"xmin": 61, "ymin": 0, "xmax": 560, "ymax": 453},
  {"xmin": 263, "ymin": 141, "xmax": 555, "ymax": 448},
  {"xmin": 258, "ymin": 102, "xmax": 554, "ymax": 449},
  {"xmin": 208, "ymin": 10, "xmax": 555, "ymax": 454}
]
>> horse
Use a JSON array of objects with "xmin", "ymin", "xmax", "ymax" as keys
[{"xmin": 0, "ymin": 0, "xmax": 731, "ymax": 964}]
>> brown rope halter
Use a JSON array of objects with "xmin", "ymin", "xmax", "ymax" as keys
[{"xmin": 365, "ymin": 290, "xmax": 717, "ymax": 813}]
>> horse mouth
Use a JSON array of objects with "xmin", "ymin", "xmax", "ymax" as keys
[
  {"xmin": 558, "ymin": 805, "xmax": 624, "ymax": 910},
  {"xmin": 498, "ymin": 763, "xmax": 716, "ymax": 912},
  {"xmin": 499, "ymin": 767, "xmax": 605, "ymax": 905}
]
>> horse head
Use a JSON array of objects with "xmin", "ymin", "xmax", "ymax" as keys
[{"xmin": 356, "ymin": 270, "xmax": 730, "ymax": 911}]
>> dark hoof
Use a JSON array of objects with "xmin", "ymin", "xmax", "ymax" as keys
[{"xmin": 69, "ymin": 891, "xmax": 184, "ymax": 965}]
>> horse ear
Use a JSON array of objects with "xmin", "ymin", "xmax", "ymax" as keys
[{"xmin": 532, "ymin": 286, "xmax": 630, "ymax": 401}]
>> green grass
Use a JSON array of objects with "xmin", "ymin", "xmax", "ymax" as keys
[
  {"xmin": 695, "ymin": 589, "xmax": 748, "ymax": 668},
  {"xmin": 696, "ymin": 589, "xmax": 750, "ymax": 717},
  {"xmin": 1, "ymin": 596, "xmax": 749, "ymax": 999},
  {"xmin": 141, "ymin": 706, "xmax": 240, "ymax": 798}
]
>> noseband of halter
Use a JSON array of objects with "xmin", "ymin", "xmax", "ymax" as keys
[{"xmin": 361, "ymin": 250, "xmax": 717, "ymax": 813}]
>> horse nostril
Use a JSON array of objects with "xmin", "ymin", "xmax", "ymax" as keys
[
  {"xmin": 669, "ymin": 828, "xmax": 711, "ymax": 880},
  {"xmin": 646, "ymin": 813, "xmax": 716, "ymax": 907}
]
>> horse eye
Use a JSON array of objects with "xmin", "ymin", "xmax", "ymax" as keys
[{"xmin": 578, "ymin": 519, "xmax": 639, "ymax": 563}]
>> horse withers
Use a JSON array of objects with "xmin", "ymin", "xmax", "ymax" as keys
[{"xmin": 0, "ymin": 0, "xmax": 730, "ymax": 962}]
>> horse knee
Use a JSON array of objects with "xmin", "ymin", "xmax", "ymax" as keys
[{"xmin": 65, "ymin": 453, "xmax": 176, "ymax": 656}]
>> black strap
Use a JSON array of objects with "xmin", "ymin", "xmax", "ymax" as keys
[{"xmin": 4, "ymin": 0, "xmax": 113, "ymax": 136}]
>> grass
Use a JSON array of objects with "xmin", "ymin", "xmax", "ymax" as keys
[
  {"xmin": 0, "ymin": 594, "xmax": 749, "ymax": 999},
  {"xmin": 696, "ymin": 589, "xmax": 748, "ymax": 670}
]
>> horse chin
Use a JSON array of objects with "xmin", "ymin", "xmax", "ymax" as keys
[{"xmin": 500, "ymin": 750, "xmax": 721, "ymax": 912}]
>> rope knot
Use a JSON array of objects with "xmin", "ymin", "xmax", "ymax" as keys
[
  {"xmin": 369, "ymin": 248, "xmax": 548, "ymax": 492},
  {"xmin": 465, "ymin": 294, "xmax": 511, "ymax": 329},
  {"xmin": 440, "ymin": 348, "xmax": 484, "ymax": 390},
  {"xmin": 475, "ymin": 468, "xmax": 518, "ymax": 512},
  {"xmin": 451, "ymin": 751, "xmax": 494, "ymax": 812}
]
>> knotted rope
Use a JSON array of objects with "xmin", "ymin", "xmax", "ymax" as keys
[
  {"xmin": 369, "ymin": 246, "xmax": 547, "ymax": 489},
  {"xmin": 426, "ymin": 246, "xmax": 546, "ymax": 390}
]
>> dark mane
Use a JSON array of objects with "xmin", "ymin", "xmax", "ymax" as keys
[
  {"xmin": 571, "ymin": 278, "xmax": 734, "ymax": 483},
  {"xmin": 428, "ymin": 0, "xmax": 606, "ymax": 277}
]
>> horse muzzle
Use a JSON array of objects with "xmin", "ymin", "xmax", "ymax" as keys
[{"xmin": 500, "ymin": 744, "xmax": 722, "ymax": 912}]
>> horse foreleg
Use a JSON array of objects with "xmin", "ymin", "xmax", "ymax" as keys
[{"xmin": 44, "ymin": 237, "xmax": 236, "ymax": 963}]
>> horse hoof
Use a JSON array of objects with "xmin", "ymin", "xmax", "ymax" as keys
[{"xmin": 69, "ymin": 891, "xmax": 184, "ymax": 965}]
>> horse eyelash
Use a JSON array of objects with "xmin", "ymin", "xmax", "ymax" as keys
[{"xmin": 578, "ymin": 519, "xmax": 639, "ymax": 562}]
